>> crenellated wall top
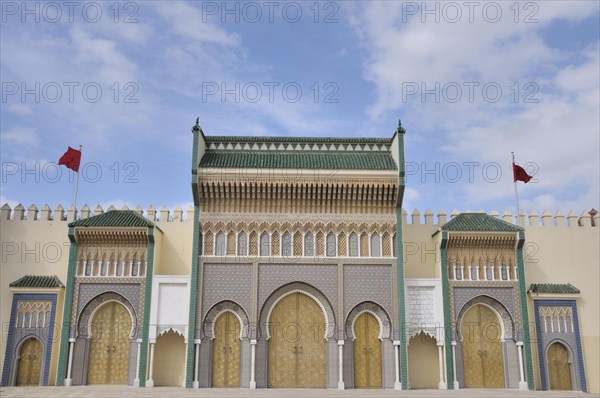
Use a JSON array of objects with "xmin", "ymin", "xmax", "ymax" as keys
[{"xmin": 0, "ymin": 203, "xmax": 597, "ymax": 228}]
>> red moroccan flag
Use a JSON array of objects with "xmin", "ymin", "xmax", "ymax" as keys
[
  {"xmin": 512, "ymin": 163, "xmax": 532, "ymax": 183},
  {"xmin": 58, "ymin": 146, "xmax": 82, "ymax": 172}
]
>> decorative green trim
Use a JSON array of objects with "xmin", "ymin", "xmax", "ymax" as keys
[
  {"xmin": 394, "ymin": 122, "xmax": 408, "ymax": 389},
  {"xmin": 138, "ymin": 227, "xmax": 155, "ymax": 387},
  {"xmin": 185, "ymin": 207, "xmax": 200, "ymax": 388},
  {"xmin": 191, "ymin": 123, "xmax": 200, "ymax": 206},
  {"xmin": 440, "ymin": 231, "xmax": 454, "ymax": 389},
  {"xmin": 55, "ymin": 227, "xmax": 77, "ymax": 386},
  {"xmin": 516, "ymin": 231, "xmax": 535, "ymax": 390}
]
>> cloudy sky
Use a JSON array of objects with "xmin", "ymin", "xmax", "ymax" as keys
[{"xmin": 1, "ymin": 1, "xmax": 598, "ymax": 218}]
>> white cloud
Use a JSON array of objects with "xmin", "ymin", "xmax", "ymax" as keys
[{"xmin": 1, "ymin": 126, "xmax": 38, "ymax": 147}]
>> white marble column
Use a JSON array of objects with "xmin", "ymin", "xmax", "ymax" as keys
[
  {"xmin": 146, "ymin": 341, "xmax": 155, "ymax": 387},
  {"xmin": 437, "ymin": 342, "xmax": 447, "ymax": 389},
  {"xmin": 134, "ymin": 339, "xmax": 142, "ymax": 387},
  {"xmin": 393, "ymin": 340, "xmax": 402, "ymax": 389},
  {"xmin": 451, "ymin": 341, "xmax": 459, "ymax": 389},
  {"xmin": 193, "ymin": 339, "xmax": 201, "ymax": 388},
  {"xmin": 337, "ymin": 340, "xmax": 344, "ymax": 389},
  {"xmin": 249, "ymin": 340, "xmax": 257, "ymax": 389},
  {"xmin": 182, "ymin": 341, "xmax": 188, "ymax": 387},
  {"xmin": 64, "ymin": 338, "xmax": 76, "ymax": 386},
  {"xmin": 517, "ymin": 341, "xmax": 527, "ymax": 389}
]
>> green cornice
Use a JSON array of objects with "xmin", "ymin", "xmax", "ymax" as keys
[
  {"xmin": 138, "ymin": 226, "xmax": 155, "ymax": 387},
  {"xmin": 440, "ymin": 231, "xmax": 454, "ymax": 389},
  {"xmin": 516, "ymin": 231, "xmax": 535, "ymax": 390},
  {"xmin": 55, "ymin": 226, "xmax": 77, "ymax": 386},
  {"xmin": 185, "ymin": 207, "xmax": 200, "ymax": 387}
]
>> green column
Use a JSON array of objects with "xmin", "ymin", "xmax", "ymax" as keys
[
  {"xmin": 516, "ymin": 231, "xmax": 535, "ymax": 389},
  {"xmin": 137, "ymin": 227, "xmax": 155, "ymax": 387},
  {"xmin": 439, "ymin": 231, "xmax": 454, "ymax": 389},
  {"xmin": 394, "ymin": 121, "xmax": 409, "ymax": 389},
  {"xmin": 185, "ymin": 207, "xmax": 200, "ymax": 387},
  {"xmin": 55, "ymin": 227, "xmax": 77, "ymax": 386},
  {"xmin": 185, "ymin": 121, "xmax": 201, "ymax": 387}
]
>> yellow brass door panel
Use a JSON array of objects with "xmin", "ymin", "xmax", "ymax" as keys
[
  {"xmin": 87, "ymin": 302, "xmax": 132, "ymax": 385},
  {"xmin": 353, "ymin": 312, "xmax": 382, "ymax": 388},
  {"xmin": 268, "ymin": 293, "xmax": 326, "ymax": 388},
  {"xmin": 548, "ymin": 342, "xmax": 572, "ymax": 391},
  {"xmin": 212, "ymin": 312, "xmax": 241, "ymax": 387},
  {"xmin": 16, "ymin": 338, "xmax": 42, "ymax": 386},
  {"xmin": 296, "ymin": 293, "xmax": 326, "ymax": 388},
  {"xmin": 461, "ymin": 304, "xmax": 505, "ymax": 388}
]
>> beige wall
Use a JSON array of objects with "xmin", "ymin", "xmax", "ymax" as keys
[
  {"xmin": 0, "ymin": 213, "xmax": 70, "ymax": 385},
  {"xmin": 524, "ymin": 223, "xmax": 599, "ymax": 393},
  {"xmin": 152, "ymin": 331, "xmax": 186, "ymax": 386},
  {"xmin": 408, "ymin": 332, "xmax": 440, "ymax": 388}
]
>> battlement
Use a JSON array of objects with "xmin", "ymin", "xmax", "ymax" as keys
[
  {"xmin": 1, "ymin": 203, "xmax": 598, "ymax": 228},
  {"xmin": 0, "ymin": 203, "xmax": 195, "ymax": 223}
]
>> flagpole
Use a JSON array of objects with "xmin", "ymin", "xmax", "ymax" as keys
[
  {"xmin": 73, "ymin": 145, "xmax": 82, "ymax": 212},
  {"xmin": 512, "ymin": 152, "xmax": 521, "ymax": 226}
]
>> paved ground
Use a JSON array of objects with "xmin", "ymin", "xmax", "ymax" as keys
[{"xmin": 1, "ymin": 387, "xmax": 597, "ymax": 398}]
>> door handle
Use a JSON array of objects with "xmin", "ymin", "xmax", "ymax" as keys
[
  {"xmin": 107, "ymin": 345, "xmax": 111, "ymax": 353},
  {"xmin": 298, "ymin": 346, "xmax": 303, "ymax": 354}
]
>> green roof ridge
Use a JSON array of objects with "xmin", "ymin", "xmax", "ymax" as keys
[
  {"xmin": 529, "ymin": 283, "xmax": 580, "ymax": 294},
  {"xmin": 204, "ymin": 135, "xmax": 393, "ymax": 144},
  {"xmin": 199, "ymin": 152, "xmax": 397, "ymax": 170},
  {"xmin": 10, "ymin": 275, "xmax": 63, "ymax": 288},
  {"xmin": 439, "ymin": 213, "xmax": 523, "ymax": 232},
  {"xmin": 69, "ymin": 210, "xmax": 154, "ymax": 227}
]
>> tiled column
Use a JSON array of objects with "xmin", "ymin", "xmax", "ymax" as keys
[
  {"xmin": 249, "ymin": 340, "xmax": 257, "ymax": 389},
  {"xmin": 193, "ymin": 339, "xmax": 201, "ymax": 388},
  {"xmin": 517, "ymin": 341, "xmax": 527, "ymax": 389},
  {"xmin": 393, "ymin": 340, "xmax": 402, "ymax": 389},
  {"xmin": 437, "ymin": 342, "xmax": 447, "ymax": 389},
  {"xmin": 451, "ymin": 341, "xmax": 459, "ymax": 389},
  {"xmin": 146, "ymin": 341, "xmax": 155, "ymax": 387},
  {"xmin": 134, "ymin": 339, "xmax": 142, "ymax": 387},
  {"xmin": 337, "ymin": 340, "xmax": 344, "ymax": 389},
  {"xmin": 64, "ymin": 338, "xmax": 75, "ymax": 386}
]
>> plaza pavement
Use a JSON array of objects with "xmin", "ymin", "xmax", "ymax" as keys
[{"xmin": 1, "ymin": 387, "xmax": 598, "ymax": 398}]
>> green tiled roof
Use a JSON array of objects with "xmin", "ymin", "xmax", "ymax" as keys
[
  {"xmin": 69, "ymin": 210, "xmax": 154, "ymax": 227},
  {"xmin": 440, "ymin": 213, "xmax": 523, "ymax": 232},
  {"xmin": 10, "ymin": 275, "xmax": 63, "ymax": 288},
  {"xmin": 529, "ymin": 283, "xmax": 580, "ymax": 294},
  {"xmin": 205, "ymin": 136, "xmax": 394, "ymax": 144},
  {"xmin": 199, "ymin": 151, "xmax": 397, "ymax": 170}
]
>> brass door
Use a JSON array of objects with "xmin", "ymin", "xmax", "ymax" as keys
[
  {"xmin": 548, "ymin": 342, "xmax": 572, "ymax": 391},
  {"xmin": 268, "ymin": 293, "xmax": 326, "ymax": 388},
  {"xmin": 461, "ymin": 304, "xmax": 505, "ymax": 388},
  {"xmin": 353, "ymin": 312, "xmax": 382, "ymax": 388},
  {"xmin": 87, "ymin": 302, "xmax": 132, "ymax": 384},
  {"xmin": 211, "ymin": 311, "xmax": 241, "ymax": 387},
  {"xmin": 16, "ymin": 338, "xmax": 42, "ymax": 386}
]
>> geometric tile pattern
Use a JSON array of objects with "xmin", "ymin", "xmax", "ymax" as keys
[
  {"xmin": 345, "ymin": 301, "xmax": 391, "ymax": 339},
  {"xmin": 201, "ymin": 263, "xmax": 252, "ymax": 331},
  {"xmin": 344, "ymin": 265, "xmax": 393, "ymax": 327}
]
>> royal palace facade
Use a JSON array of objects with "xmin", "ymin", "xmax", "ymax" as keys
[{"xmin": 1, "ymin": 122, "xmax": 598, "ymax": 392}]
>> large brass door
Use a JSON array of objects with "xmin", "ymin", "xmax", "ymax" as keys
[
  {"xmin": 354, "ymin": 312, "xmax": 382, "ymax": 388},
  {"xmin": 212, "ymin": 311, "xmax": 241, "ymax": 387},
  {"xmin": 16, "ymin": 338, "xmax": 42, "ymax": 386},
  {"xmin": 87, "ymin": 302, "xmax": 132, "ymax": 384},
  {"xmin": 461, "ymin": 304, "xmax": 505, "ymax": 388},
  {"xmin": 268, "ymin": 292, "xmax": 326, "ymax": 388},
  {"xmin": 548, "ymin": 342, "xmax": 572, "ymax": 391}
]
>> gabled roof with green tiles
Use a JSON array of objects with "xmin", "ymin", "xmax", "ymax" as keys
[
  {"xmin": 69, "ymin": 210, "xmax": 154, "ymax": 228},
  {"xmin": 440, "ymin": 213, "xmax": 523, "ymax": 232},
  {"xmin": 205, "ymin": 136, "xmax": 394, "ymax": 144},
  {"xmin": 529, "ymin": 283, "xmax": 580, "ymax": 294},
  {"xmin": 199, "ymin": 151, "xmax": 397, "ymax": 170},
  {"xmin": 10, "ymin": 275, "xmax": 63, "ymax": 288},
  {"xmin": 200, "ymin": 135, "xmax": 397, "ymax": 170}
]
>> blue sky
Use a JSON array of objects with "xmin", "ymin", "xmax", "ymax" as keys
[{"xmin": 1, "ymin": 1, "xmax": 599, "ymax": 217}]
